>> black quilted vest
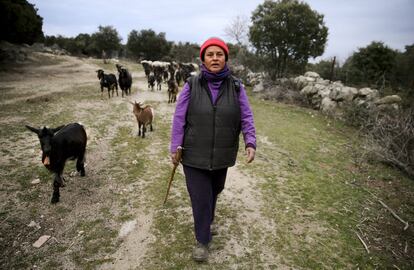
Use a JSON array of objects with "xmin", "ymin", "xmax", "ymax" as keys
[{"xmin": 182, "ymin": 74, "xmax": 241, "ymax": 170}]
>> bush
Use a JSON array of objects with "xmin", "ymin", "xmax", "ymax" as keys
[
  {"xmin": 254, "ymin": 79, "xmax": 308, "ymax": 106},
  {"xmin": 341, "ymin": 101, "xmax": 372, "ymax": 127},
  {"xmin": 345, "ymin": 105, "xmax": 414, "ymax": 178}
]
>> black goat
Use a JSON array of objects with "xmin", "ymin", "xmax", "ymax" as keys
[
  {"xmin": 26, "ymin": 123, "xmax": 87, "ymax": 204},
  {"xmin": 96, "ymin": 69, "xmax": 118, "ymax": 98},
  {"xmin": 115, "ymin": 64, "xmax": 123, "ymax": 73},
  {"xmin": 148, "ymin": 73, "xmax": 155, "ymax": 91},
  {"xmin": 155, "ymin": 73, "xmax": 163, "ymax": 91},
  {"xmin": 168, "ymin": 78, "xmax": 178, "ymax": 103},
  {"xmin": 179, "ymin": 63, "xmax": 197, "ymax": 82},
  {"xmin": 141, "ymin": 61, "xmax": 152, "ymax": 79},
  {"xmin": 175, "ymin": 69, "xmax": 182, "ymax": 86},
  {"xmin": 116, "ymin": 65, "xmax": 132, "ymax": 97},
  {"xmin": 163, "ymin": 70, "xmax": 169, "ymax": 83}
]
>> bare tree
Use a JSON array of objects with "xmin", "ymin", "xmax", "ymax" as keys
[{"xmin": 224, "ymin": 15, "xmax": 249, "ymax": 45}]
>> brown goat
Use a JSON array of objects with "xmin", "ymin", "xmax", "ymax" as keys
[
  {"xmin": 167, "ymin": 78, "xmax": 179, "ymax": 103},
  {"xmin": 130, "ymin": 101, "xmax": 154, "ymax": 138}
]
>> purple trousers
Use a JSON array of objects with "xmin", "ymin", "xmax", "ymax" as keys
[{"xmin": 183, "ymin": 165, "xmax": 227, "ymax": 245}]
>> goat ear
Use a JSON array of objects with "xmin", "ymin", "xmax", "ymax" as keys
[
  {"xmin": 52, "ymin": 125, "xmax": 65, "ymax": 133},
  {"xmin": 25, "ymin": 125, "xmax": 40, "ymax": 135}
]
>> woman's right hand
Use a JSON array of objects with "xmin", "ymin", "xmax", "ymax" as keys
[{"xmin": 171, "ymin": 153, "xmax": 179, "ymax": 166}]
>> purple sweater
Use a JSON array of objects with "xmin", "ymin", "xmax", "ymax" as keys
[{"xmin": 170, "ymin": 79, "xmax": 256, "ymax": 153}]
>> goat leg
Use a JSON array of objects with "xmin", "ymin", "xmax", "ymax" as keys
[
  {"xmin": 138, "ymin": 122, "xmax": 141, "ymax": 137},
  {"xmin": 51, "ymin": 174, "xmax": 61, "ymax": 204},
  {"xmin": 56, "ymin": 173, "xmax": 65, "ymax": 187},
  {"xmin": 76, "ymin": 155, "xmax": 86, "ymax": 176}
]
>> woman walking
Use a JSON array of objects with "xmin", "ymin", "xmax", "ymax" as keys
[{"xmin": 170, "ymin": 37, "xmax": 256, "ymax": 262}]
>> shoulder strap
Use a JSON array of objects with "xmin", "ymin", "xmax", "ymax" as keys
[{"xmin": 231, "ymin": 75, "xmax": 241, "ymax": 92}]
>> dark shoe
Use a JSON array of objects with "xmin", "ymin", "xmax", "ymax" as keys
[
  {"xmin": 211, "ymin": 223, "xmax": 218, "ymax": 235},
  {"xmin": 192, "ymin": 242, "xmax": 208, "ymax": 262}
]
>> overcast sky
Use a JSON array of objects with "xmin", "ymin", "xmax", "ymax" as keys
[{"xmin": 29, "ymin": 0, "xmax": 414, "ymax": 63}]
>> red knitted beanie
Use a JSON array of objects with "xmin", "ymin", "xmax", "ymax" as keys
[{"xmin": 199, "ymin": 37, "xmax": 229, "ymax": 61}]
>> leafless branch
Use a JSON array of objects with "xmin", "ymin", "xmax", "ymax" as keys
[
  {"xmin": 378, "ymin": 200, "xmax": 409, "ymax": 230},
  {"xmin": 356, "ymin": 232, "xmax": 370, "ymax": 253},
  {"xmin": 363, "ymin": 188, "xmax": 409, "ymax": 231},
  {"xmin": 224, "ymin": 15, "xmax": 249, "ymax": 45}
]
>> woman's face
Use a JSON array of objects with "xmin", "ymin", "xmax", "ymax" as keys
[{"xmin": 203, "ymin": 45, "xmax": 226, "ymax": 73}]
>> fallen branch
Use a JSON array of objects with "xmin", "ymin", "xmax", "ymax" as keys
[
  {"xmin": 0, "ymin": 212, "xmax": 18, "ymax": 225},
  {"xmin": 65, "ymin": 235, "xmax": 83, "ymax": 252},
  {"xmin": 359, "ymin": 186, "xmax": 409, "ymax": 231},
  {"xmin": 355, "ymin": 232, "xmax": 370, "ymax": 254},
  {"xmin": 377, "ymin": 199, "xmax": 409, "ymax": 231}
]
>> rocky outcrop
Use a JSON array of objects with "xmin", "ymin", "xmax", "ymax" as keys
[{"xmin": 290, "ymin": 72, "xmax": 402, "ymax": 114}]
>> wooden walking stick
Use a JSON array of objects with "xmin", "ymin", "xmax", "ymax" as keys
[{"xmin": 163, "ymin": 146, "xmax": 182, "ymax": 205}]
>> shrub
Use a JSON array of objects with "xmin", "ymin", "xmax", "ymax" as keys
[
  {"xmin": 341, "ymin": 101, "xmax": 372, "ymax": 127},
  {"xmin": 346, "ymin": 105, "xmax": 414, "ymax": 178},
  {"xmin": 254, "ymin": 79, "xmax": 308, "ymax": 106}
]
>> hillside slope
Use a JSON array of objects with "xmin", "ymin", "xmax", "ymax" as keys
[{"xmin": 0, "ymin": 53, "xmax": 413, "ymax": 269}]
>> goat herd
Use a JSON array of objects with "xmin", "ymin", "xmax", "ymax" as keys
[
  {"xmin": 25, "ymin": 60, "xmax": 198, "ymax": 204},
  {"xmin": 141, "ymin": 60, "xmax": 198, "ymax": 104},
  {"xmin": 96, "ymin": 60, "xmax": 198, "ymax": 103}
]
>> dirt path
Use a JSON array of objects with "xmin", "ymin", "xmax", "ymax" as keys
[
  {"xmin": 98, "ymin": 70, "xmax": 284, "ymax": 268},
  {"xmin": 99, "ymin": 75, "xmax": 169, "ymax": 269}
]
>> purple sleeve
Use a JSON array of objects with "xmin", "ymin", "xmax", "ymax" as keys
[
  {"xmin": 239, "ymin": 84, "xmax": 257, "ymax": 149},
  {"xmin": 170, "ymin": 82, "xmax": 191, "ymax": 153}
]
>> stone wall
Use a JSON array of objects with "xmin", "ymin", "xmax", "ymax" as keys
[{"xmin": 292, "ymin": 72, "xmax": 401, "ymax": 114}]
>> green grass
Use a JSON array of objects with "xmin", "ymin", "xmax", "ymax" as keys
[
  {"xmin": 69, "ymin": 219, "xmax": 118, "ymax": 268},
  {"xmin": 240, "ymin": 98, "xmax": 413, "ymax": 268}
]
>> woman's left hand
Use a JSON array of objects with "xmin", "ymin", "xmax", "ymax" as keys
[{"xmin": 246, "ymin": 147, "xmax": 256, "ymax": 163}]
